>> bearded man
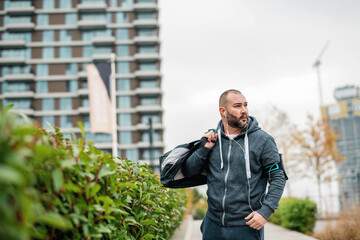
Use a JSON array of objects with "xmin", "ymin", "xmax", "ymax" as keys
[{"xmin": 183, "ymin": 89, "xmax": 286, "ymax": 240}]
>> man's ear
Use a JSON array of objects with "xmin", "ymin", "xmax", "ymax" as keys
[{"xmin": 219, "ymin": 107, "xmax": 226, "ymax": 118}]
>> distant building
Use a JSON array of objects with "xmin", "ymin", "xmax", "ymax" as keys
[
  {"xmin": 324, "ymin": 85, "xmax": 360, "ymax": 210},
  {"xmin": 0, "ymin": 0, "xmax": 163, "ymax": 170}
]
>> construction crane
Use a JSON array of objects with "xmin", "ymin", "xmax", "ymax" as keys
[{"xmin": 313, "ymin": 41, "xmax": 330, "ymax": 108}]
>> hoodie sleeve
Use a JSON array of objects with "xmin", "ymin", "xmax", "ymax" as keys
[
  {"xmin": 257, "ymin": 135, "xmax": 286, "ymax": 220},
  {"xmin": 182, "ymin": 144, "xmax": 212, "ymax": 178}
]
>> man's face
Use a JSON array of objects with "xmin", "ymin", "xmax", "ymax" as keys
[{"xmin": 225, "ymin": 92, "xmax": 249, "ymax": 130}]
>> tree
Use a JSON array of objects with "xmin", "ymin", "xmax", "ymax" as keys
[
  {"xmin": 257, "ymin": 106, "xmax": 298, "ymax": 197},
  {"xmin": 292, "ymin": 114, "xmax": 345, "ymax": 215}
]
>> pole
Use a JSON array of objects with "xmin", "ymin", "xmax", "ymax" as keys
[
  {"xmin": 110, "ymin": 53, "xmax": 118, "ymax": 157},
  {"xmin": 149, "ymin": 117, "xmax": 154, "ymax": 169}
]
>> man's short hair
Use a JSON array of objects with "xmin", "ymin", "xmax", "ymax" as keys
[{"xmin": 219, "ymin": 89, "xmax": 242, "ymax": 107}]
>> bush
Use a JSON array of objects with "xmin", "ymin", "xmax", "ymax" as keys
[
  {"xmin": 0, "ymin": 106, "xmax": 187, "ymax": 240},
  {"xmin": 269, "ymin": 198, "xmax": 317, "ymax": 234},
  {"xmin": 312, "ymin": 208, "xmax": 360, "ymax": 240}
]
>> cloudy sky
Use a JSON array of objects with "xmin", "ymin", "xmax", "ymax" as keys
[{"xmin": 158, "ymin": 0, "xmax": 360, "ymax": 151}]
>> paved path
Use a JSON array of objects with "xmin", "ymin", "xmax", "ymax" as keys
[{"xmin": 172, "ymin": 215, "xmax": 318, "ymax": 240}]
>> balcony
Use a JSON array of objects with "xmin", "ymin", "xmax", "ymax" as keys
[
  {"xmin": 77, "ymin": 3, "xmax": 107, "ymax": 12},
  {"xmin": 78, "ymin": 88, "xmax": 89, "ymax": 96},
  {"xmin": 135, "ymin": 87, "xmax": 161, "ymax": 95},
  {"xmin": 3, "ymin": 74, "xmax": 34, "ymax": 81},
  {"xmin": 136, "ymin": 141, "xmax": 164, "ymax": 148},
  {"xmin": 78, "ymin": 106, "xmax": 90, "ymax": 114},
  {"xmin": 133, "ymin": 3, "xmax": 157, "ymax": 12},
  {"xmin": 77, "ymin": 71, "xmax": 87, "ymax": 79},
  {"xmin": 134, "ymin": 70, "xmax": 161, "ymax": 78},
  {"xmin": 0, "ymin": 40, "xmax": 26, "ymax": 49},
  {"xmin": 136, "ymin": 122, "xmax": 164, "ymax": 131},
  {"xmin": 92, "ymin": 36, "xmax": 116, "ymax": 45},
  {"xmin": 136, "ymin": 104, "xmax": 163, "ymax": 113},
  {"xmin": 134, "ymin": 53, "xmax": 160, "ymax": 61},
  {"xmin": 92, "ymin": 53, "xmax": 113, "ymax": 61},
  {"xmin": 0, "ymin": 57, "xmax": 26, "ymax": 65},
  {"xmin": 2, "ymin": 91, "xmax": 34, "ymax": 98},
  {"xmin": 6, "ymin": 6, "xmax": 35, "ymax": 15},
  {"xmin": 78, "ymin": 20, "xmax": 107, "ymax": 29},
  {"xmin": 133, "ymin": 19, "xmax": 158, "ymax": 28},
  {"xmin": 5, "ymin": 22, "xmax": 35, "ymax": 31},
  {"xmin": 133, "ymin": 36, "xmax": 159, "ymax": 44}
]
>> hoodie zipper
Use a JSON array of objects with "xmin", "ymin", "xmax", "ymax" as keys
[{"xmin": 222, "ymin": 139, "xmax": 232, "ymax": 226}]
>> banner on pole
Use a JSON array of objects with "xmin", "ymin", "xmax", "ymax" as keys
[{"xmin": 87, "ymin": 62, "xmax": 112, "ymax": 134}]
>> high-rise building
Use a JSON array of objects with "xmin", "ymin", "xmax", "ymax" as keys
[
  {"xmin": 324, "ymin": 85, "xmax": 360, "ymax": 209},
  {"xmin": 0, "ymin": 0, "xmax": 163, "ymax": 169}
]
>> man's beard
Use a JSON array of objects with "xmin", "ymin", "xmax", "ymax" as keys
[{"xmin": 227, "ymin": 112, "xmax": 248, "ymax": 130}]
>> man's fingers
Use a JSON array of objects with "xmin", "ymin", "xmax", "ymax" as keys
[{"xmin": 245, "ymin": 212, "xmax": 254, "ymax": 220}]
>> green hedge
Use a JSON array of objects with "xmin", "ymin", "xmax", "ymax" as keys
[
  {"xmin": 0, "ymin": 105, "xmax": 187, "ymax": 240},
  {"xmin": 269, "ymin": 197, "xmax": 317, "ymax": 234}
]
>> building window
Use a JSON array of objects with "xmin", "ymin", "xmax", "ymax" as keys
[
  {"xmin": 60, "ymin": 46, "xmax": 72, "ymax": 58},
  {"xmin": 37, "ymin": 14, "xmax": 49, "ymax": 26},
  {"xmin": 42, "ymin": 98, "xmax": 54, "ymax": 111},
  {"xmin": 120, "ymin": 131, "xmax": 132, "ymax": 144},
  {"xmin": 2, "ymin": 65, "xmax": 30, "ymax": 76},
  {"xmin": 140, "ymin": 96, "xmax": 158, "ymax": 105},
  {"xmin": 117, "ymin": 29, "xmax": 129, "ymax": 40},
  {"xmin": 136, "ymin": 12, "xmax": 155, "ymax": 20},
  {"xmin": 42, "ymin": 116, "xmax": 55, "ymax": 128},
  {"xmin": 117, "ymin": 78, "xmax": 130, "ymax": 91},
  {"xmin": 60, "ymin": 115, "xmax": 72, "ymax": 128},
  {"xmin": 81, "ymin": 13, "xmax": 106, "ymax": 21},
  {"xmin": 137, "ymin": 0, "xmax": 155, "ymax": 3},
  {"xmin": 43, "ymin": 30, "xmax": 54, "ymax": 42},
  {"xmin": 2, "ymin": 32, "xmax": 31, "ymax": 42},
  {"xmin": 1, "ymin": 49, "xmax": 27, "ymax": 58},
  {"xmin": 142, "ymin": 131, "xmax": 160, "ymax": 142},
  {"xmin": 42, "ymin": 47, "xmax": 54, "ymax": 59},
  {"xmin": 116, "ymin": 12, "xmax": 127, "ymax": 23},
  {"xmin": 80, "ymin": 80, "xmax": 88, "ymax": 89},
  {"xmin": 137, "ymin": 28, "xmax": 156, "ymax": 37},
  {"xmin": 2, "ymin": 82, "xmax": 30, "ymax": 93},
  {"xmin": 110, "ymin": 0, "xmax": 117, "ymax": 7},
  {"xmin": 83, "ymin": 115, "xmax": 90, "ymax": 128},
  {"xmin": 122, "ymin": 0, "xmax": 134, "ymax": 8},
  {"xmin": 36, "ymin": 64, "xmax": 48, "ymax": 76},
  {"xmin": 85, "ymin": 133, "xmax": 112, "ymax": 143},
  {"xmin": 117, "ymin": 62, "xmax": 130, "ymax": 73},
  {"xmin": 93, "ymin": 46, "xmax": 112, "ymax": 54},
  {"xmin": 43, "ymin": 0, "xmax": 55, "ymax": 9},
  {"xmin": 4, "ymin": 0, "xmax": 31, "ymax": 8},
  {"xmin": 118, "ymin": 96, "xmax": 131, "ymax": 109},
  {"xmin": 117, "ymin": 45, "xmax": 129, "ymax": 57},
  {"xmin": 82, "ymin": 97, "xmax": 89, "ymax": 107},
  {"xmin": 119, "ymin": 113, "xmax": 132, "ymax": 126},
  {"xmin": 126, "ymin": 149, "xmax": 138, "ymax": 162},
  {"xmin": 83, "ymin": 46, "xmax": 93, "ymax": 58},
  {"xmin": 139, "ymin": 62, "xmax": 157, "ymax": 71},
  {"xmin": 36, "ymin": 81, "xmax": 48, "ymax": 93},
  {"xmin": 4, "ymin": 15, "xmax": 31, "ymax": 24},
  {"xmin": 65, "ymin": 13, "xmax": 77, "ymax": 25},
  {"xmin": 143, "ymin": 148, "xmax": 160, "ymax": 160},
  {"xmin": 139, "ymin": 79, "xmax": 158, "ymax": 88},
  {"xmin": 60, "ymin": 0, "xmax": 72, "ymax": 9},
  {"xmin": 82, "ymin": 29, "xmax": 111, "ymax": 41},
  {"xmin": 60, "ymin": 98, "xmax": 72, "ymax": 110},
  {"xmin": 66, "ymin": 63, "xmax": 77, "ymax": 75},
  {"xmin": 67, "ymin": 80, "xmax": 78, "ymax": 92},
  {"xmin": 60, "ymin": 30, "xmax": 72, "ymax": 42},
  {"xmin": 3, "ymin": 99, "xmax": 31, "ymax": 109},
  {"xmin": 138, "ymin": 45, "xmax": 156, "ymax": 54},
  {"xmin": 141, "ymin": 114, "xmax": 159, "ymax": 124}
]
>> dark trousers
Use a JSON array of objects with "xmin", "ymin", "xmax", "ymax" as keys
[{"xmin": 201, "ymin": 216, "xmax": 264, "ymax": 240}]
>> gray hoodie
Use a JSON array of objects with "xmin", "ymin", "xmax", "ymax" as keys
[{"xmin": 183, "ymin": 116, "xmax": 286, "ymax": 226}]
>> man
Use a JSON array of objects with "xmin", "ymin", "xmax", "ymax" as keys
[{"xmin": 183, "ymin": 89, "xmax": 286, "ymax": 240}]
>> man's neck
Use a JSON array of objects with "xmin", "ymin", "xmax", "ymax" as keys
[{"xmin": 226, "ymin": 126, "xmax": 244, "ymax": 136}]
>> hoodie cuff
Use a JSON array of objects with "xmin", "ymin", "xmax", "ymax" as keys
[
  {"xmin": 194, "ymin": 146, "xmax": 212, "ymax": 160},
  {"xmin": 257, "ymin": 205, "xmax": 274, "ymax": 220}
]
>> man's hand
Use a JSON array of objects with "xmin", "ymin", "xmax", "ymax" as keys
[
  {"xmin": 245, "ymin": 211, "xmax": 267, "ymax": 230},
  {"xmin": 203, "ymin": 130, "xmax": 217, "ymax": 148}
]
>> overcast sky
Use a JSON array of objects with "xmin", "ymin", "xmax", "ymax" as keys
[{"xmin": 158, "ymin": 0, "xmax": 360, "ymax": 151}]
